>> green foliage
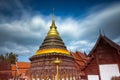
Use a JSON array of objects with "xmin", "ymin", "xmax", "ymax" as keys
[
  {"xmin": 0, "ymin": 52, "xmax": 18, "ymax": 64},
  {"xmin": 0, "ymin": 54, "xmax": 4, "ymax": 61}
]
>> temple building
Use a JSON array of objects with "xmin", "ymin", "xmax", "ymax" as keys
[
  {"xmin": 0, "ymin": 61, "xmax": 12, "ymax": 80},
  {"xmin": 82, "ymin": 34, "xmax": 120, "ymax": 80},
  {"xmin": 11, "ymin": 62, "xmax": 30, "ymax": 80},
  {"xmin": 0, "ymin": 61, "xmax": 30, "ymax": 80},
  {"xmin": 0, "ymin": 12, "xmax": 120, "ymax": 80},
  {"xmin": 29, "ymin": 11, "xmax": 120, "ymax": 80},
  {"xmin": 29, "ymin": 13, "xmax": 80, "ymax": 80}
]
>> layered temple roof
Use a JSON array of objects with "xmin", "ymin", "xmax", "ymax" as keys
[
  {"xmin": 71, "ymin": 51, "xmax": 90, "ymax": 69},
  {"xmin": 35, "ymin": 12, "xmax": 70, "ymax": 55}
]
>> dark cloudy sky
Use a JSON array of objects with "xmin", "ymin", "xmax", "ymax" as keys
[{"xmin": 0, "ymin": 0, "xmax": 120, "ymax": 62}]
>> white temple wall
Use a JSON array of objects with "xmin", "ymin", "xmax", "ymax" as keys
[
  {"xmin": 88, "ymin": 75, "xmax": 99, "ymax": 80},
  {"xmin": 99, "ymin": 64, "xmax": 120, "ymax": 80}
]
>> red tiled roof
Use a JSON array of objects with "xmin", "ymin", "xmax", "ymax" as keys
[
  {"xmin": 11, "ymin": 65, "xmax": 16, "ymax": 70},
  {"xmin": 71, "ymin": 51, "xmax": 90, "ymax": 69},
  {"xmin": 16, "ymin": 62, "xmax": 30, "ymax": 69},
  {"xmin": 11, "ymin": 64, "xmax": 18, "ymax": 77},
  {"xmin": 11, "ymin": 62, "xmax": 30, "ymax": 77}
]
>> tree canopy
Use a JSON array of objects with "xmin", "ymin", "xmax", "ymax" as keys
[{"xmin": 0, "ymin": 52, "xmax": 18, "ymax": 64}]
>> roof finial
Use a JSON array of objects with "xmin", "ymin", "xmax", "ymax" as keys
[
  {"xmin": 103, "ymin": 29, "xmax": 105, "ymax": 36},
  {"xmin": 52, "ymin": 8, "xmax": 54, "ymax": 22},
  {"xmin": 47, "ymin": 8, "xmax": 58, "ymax": 37},
  {"xmin": 51, "ymin": 8, "xmax": 56, "ymax": 29},
  {"xmin": 99, "ymin": 28, "xmax": 102, "ymax": 36}
]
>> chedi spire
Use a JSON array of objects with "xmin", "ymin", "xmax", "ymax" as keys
[{"xmin": 35, "ymin": 9, "xmax": 70, "ymax": 55}]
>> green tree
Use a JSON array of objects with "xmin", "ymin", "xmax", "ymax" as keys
[
  {"xmin": 0, "ymin": 52, "xmax": 18, "ymax": 64},
  {"xmin": 0, "ymin": 54, "xmax": 4, "ymax": 61}
]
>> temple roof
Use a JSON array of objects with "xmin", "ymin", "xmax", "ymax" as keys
[
  {"xmin": 71, "ymin": 51, "xmax": 90, "ymax": 69},
  {"xmin": 11, "ymin": 62, "xmax": 30, "ymax": 77},
  {"xmin": 16, "ymin": 62, "xmax": 30, "ymax": 69},
  {"xmin": 89, "ymin": 34, "xmax": 120, "ymax": 56},
  {"xmin": 35, "ymin": 11, "xmax": 70, "ymax": 55}
]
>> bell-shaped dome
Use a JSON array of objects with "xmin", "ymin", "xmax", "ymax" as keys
[{"xmin": 35, "ymin": 12, "xmax": 70, "ymax": 55}]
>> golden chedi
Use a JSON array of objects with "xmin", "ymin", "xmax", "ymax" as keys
[
  {"xmin": 35, "ymin": 13, "xmax": 70, "ymax": 55},
  {"xmin": 30, "ymin": 11, "xmax": 79, "ymax": 80}
]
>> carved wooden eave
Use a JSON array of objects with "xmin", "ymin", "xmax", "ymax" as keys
[{"xmin": 88, "ymin": 34, "xmax": 120, "ymax": 57}]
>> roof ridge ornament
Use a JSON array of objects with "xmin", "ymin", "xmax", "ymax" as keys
[
  {"xmin": 99, "ymin": 28, "xmax": 106, "ymax": 37},
  {"xmin": 103, "ymin": 29, "xmax": 106, "ymax": 36},
  {"xmin": 99, "ymin": 28, "xmax": 102, "ymax": 36},
  {"xmin": 51, "ymin": 8, "xmax": 56, "ymax": 29}
]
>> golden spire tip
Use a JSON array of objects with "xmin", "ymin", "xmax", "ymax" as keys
[{"xmin": 52, "ymin": 8, "xmax": 54, "ymax": 22}]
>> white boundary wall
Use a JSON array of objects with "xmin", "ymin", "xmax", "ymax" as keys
[
  {"xmin": 88, "ymin": 75, "xmax": 99, "ymax": 80},
  {"xmin": 99, "ymin": 64, "xmax": 120, "ymax": 80}
]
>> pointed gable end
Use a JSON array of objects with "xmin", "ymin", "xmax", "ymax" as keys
[{"xmin": 89, "ymin": 34, "xmax": 120, "ymax": 57}]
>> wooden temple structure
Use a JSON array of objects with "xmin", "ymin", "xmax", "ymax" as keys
[
  {"xmin": 29, "ymin": 12, "xmax": 80, "ymax": 80},
  {"xmin": 82, "ymin": 34, "xmax": 120, "ymax": 80}
]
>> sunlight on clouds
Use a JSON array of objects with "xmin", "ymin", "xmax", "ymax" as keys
[
  {"xmin": 58, "ymin": 18, "xmax": 82, "ymax": 38},
  {"xmin": 32, "ymin": 16, "xmax": 45, "ymax": 26},
  {"xmin": 67, "ymin": 40, "xmax": 95, "ymax": 53}
]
